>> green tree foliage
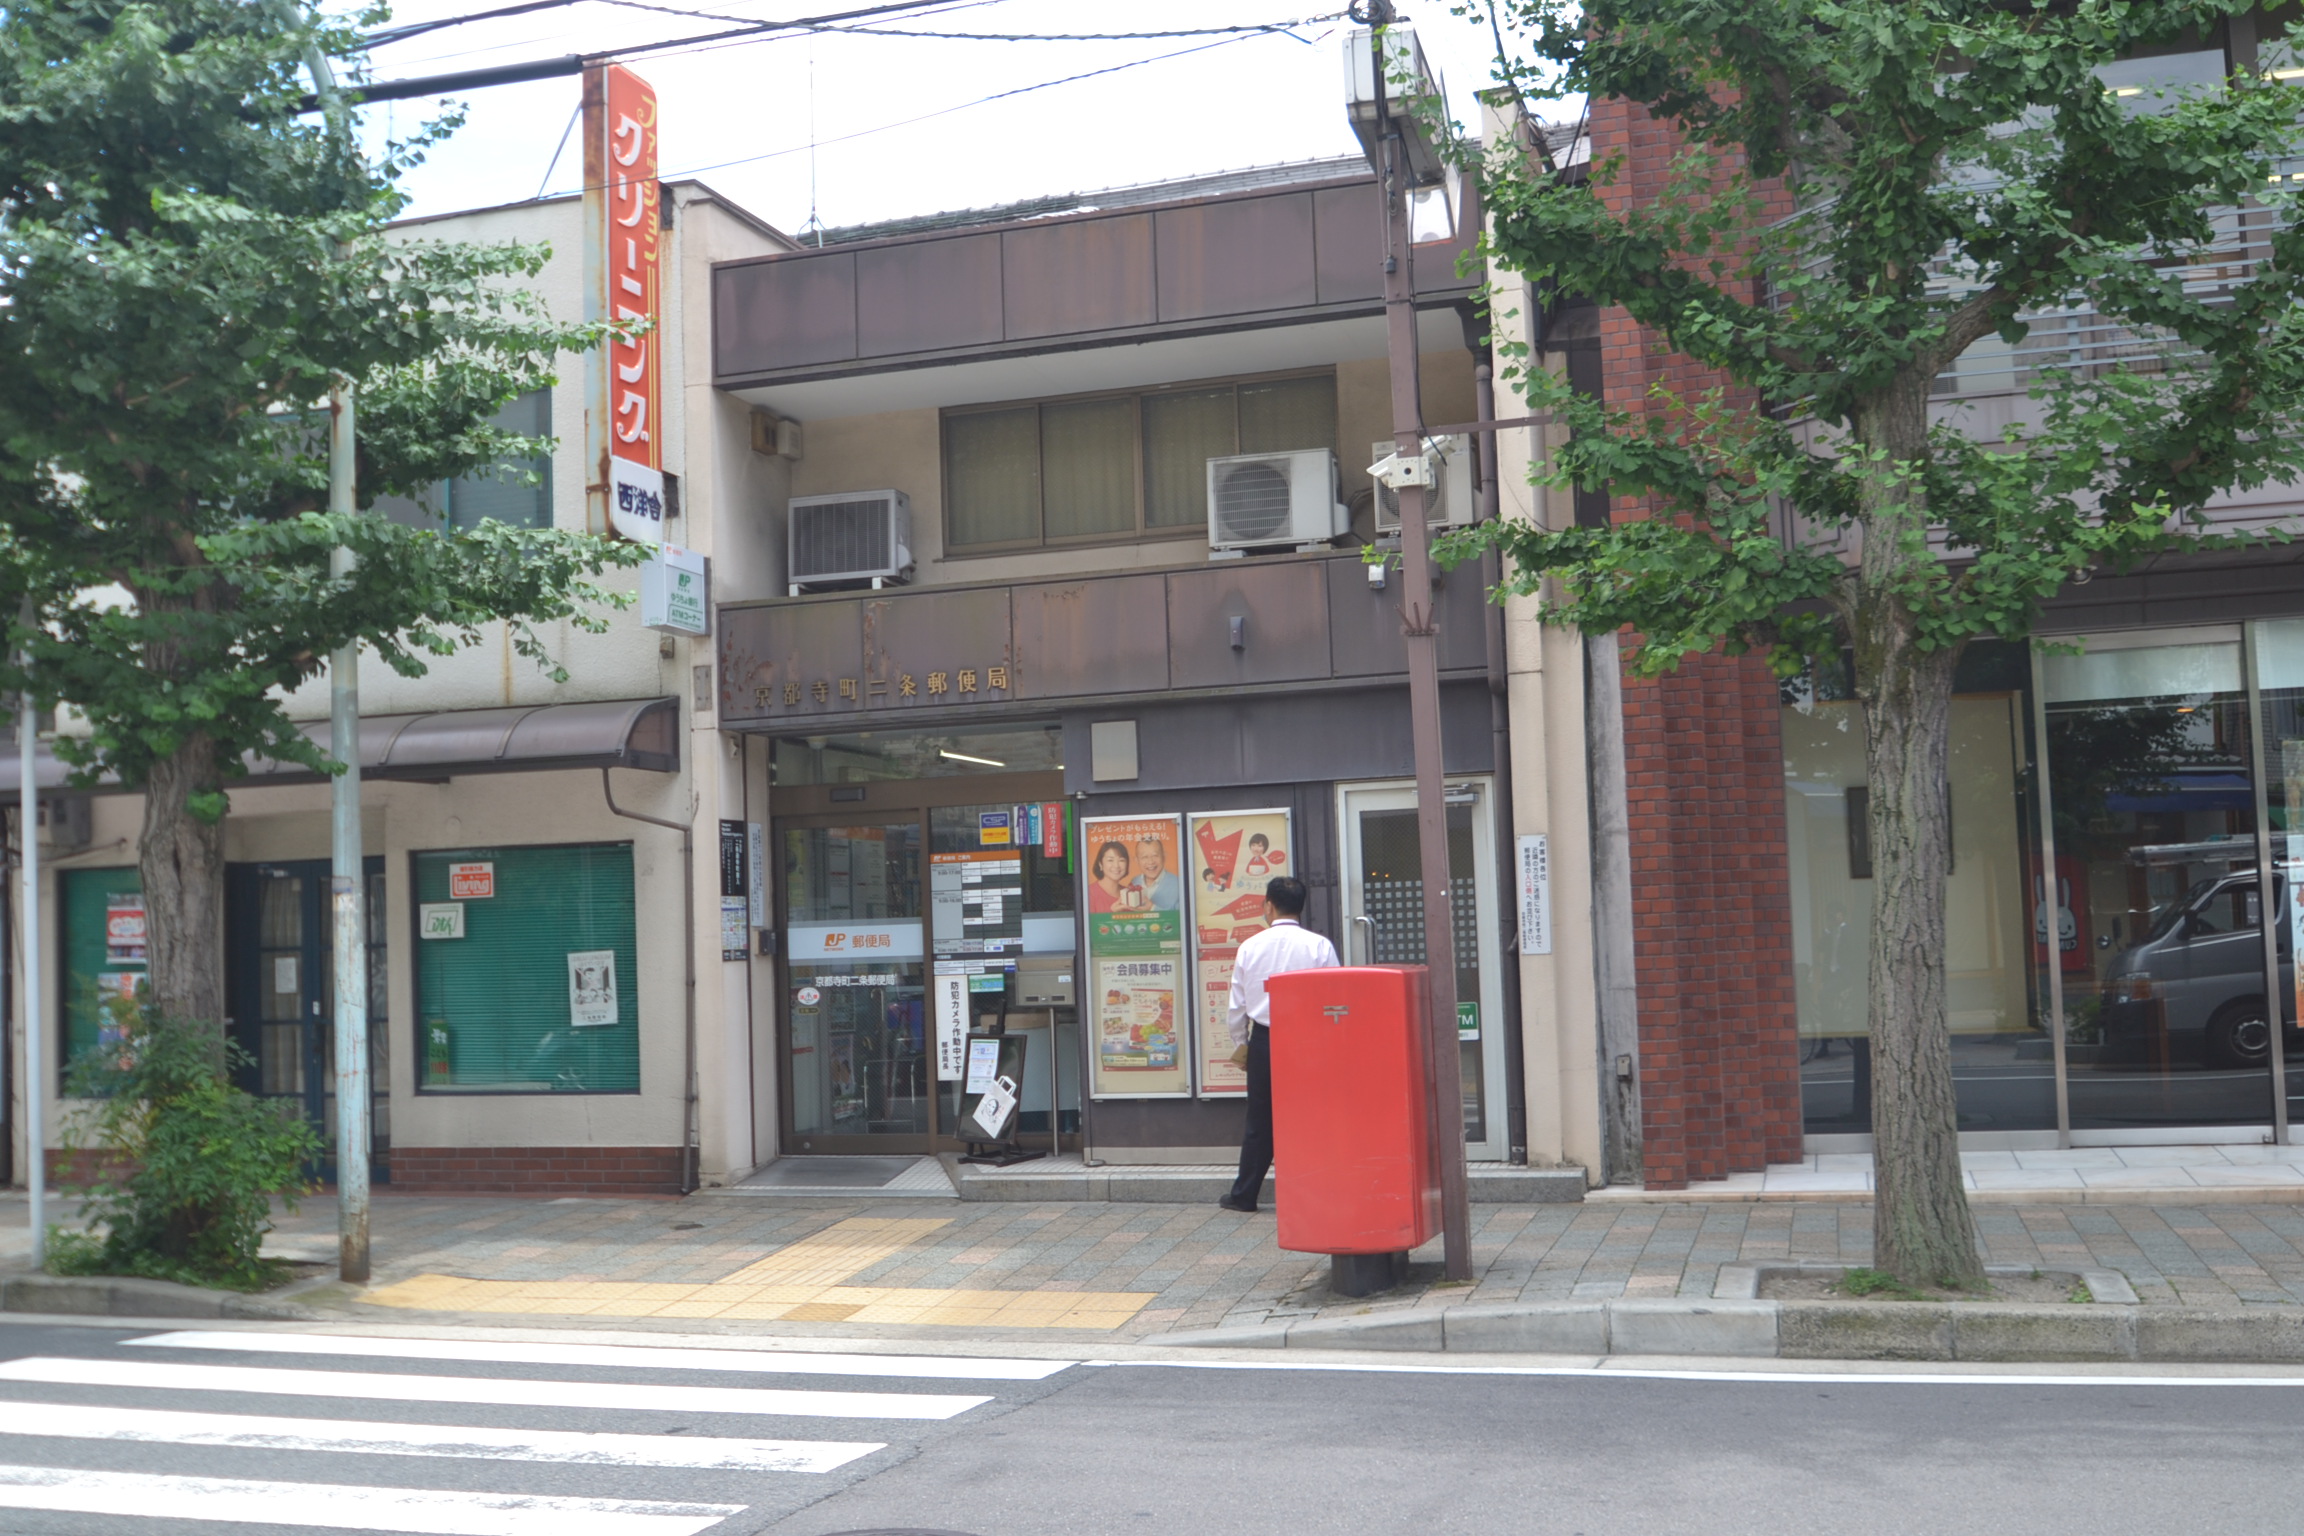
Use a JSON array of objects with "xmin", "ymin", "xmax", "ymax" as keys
[
  {"xmin": 0, "ymin": 0, "xmax": 644, "ymax": 1025},
  {"xmin": 1446, "ymin": 0, "xmax": 2304, "ymax": 1283},
  {"xmin": 53, "ymin": 1004, "xmax": 323, "ymax": 1291}
]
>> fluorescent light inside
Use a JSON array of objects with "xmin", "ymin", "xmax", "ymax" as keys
[{"xmin": 940, "ymin": 749, "xmax": 1006, "ymax": 767}]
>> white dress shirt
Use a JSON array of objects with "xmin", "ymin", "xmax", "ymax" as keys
[{"xmin": 1226, "ymin": 918, "xmax": 1342, "ymax": 1045}]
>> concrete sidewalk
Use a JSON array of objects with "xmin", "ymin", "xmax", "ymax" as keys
[{"xmin": 145, "ymin": 1190, "xmax": 2304, "ymax": 1345}]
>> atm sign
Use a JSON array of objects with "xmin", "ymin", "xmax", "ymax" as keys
[{"xmin": 450, "ymin": 862, "xmax": 495, "ymax": 900}]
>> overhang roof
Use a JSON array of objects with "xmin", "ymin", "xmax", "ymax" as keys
[{"xmin": 0, "ymin": 697, "xmax": 680, "ymax": 800}]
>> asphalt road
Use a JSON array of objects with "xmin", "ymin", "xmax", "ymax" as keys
[{"xmin": 0, "ymin": 1319, "xmax": 2298, "ymax": 1534}]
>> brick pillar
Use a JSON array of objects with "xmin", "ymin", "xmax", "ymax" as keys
[{"xmin": 1586, "ymin": 92, "xmax": 1807, "ymax": 1188}]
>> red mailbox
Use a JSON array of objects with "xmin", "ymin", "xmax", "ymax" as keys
[{"xmin": 1266, "ymin": 964, "xmax": 1439, "ymax": 1257}]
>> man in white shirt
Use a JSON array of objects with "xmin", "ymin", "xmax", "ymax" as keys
[{"xmin": 1219, "ymin": 875, "xmax": 1340, "ymax": 1213}]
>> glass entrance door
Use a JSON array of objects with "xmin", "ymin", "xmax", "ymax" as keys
[
  {"xmin": 224, "ymin": 859, "xmax": 388, "ymax": 1179},
  {"xmin": 782, "ymin": 821, "xmax": 929, "ymax": 1150},
  {"xmin": 1337, "ymin": 779, "xmax": 1509, "ymax": 1161}
]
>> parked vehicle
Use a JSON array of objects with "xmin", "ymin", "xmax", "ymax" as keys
[{"xmin": 2099, "ymin": 870, "xmax": 2293, "ymax": 1068}]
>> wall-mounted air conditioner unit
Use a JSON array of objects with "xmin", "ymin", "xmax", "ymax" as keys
[
  {"xmin": 1206, "ymin": 450, "xmax": 1347, "ymax": 553},
  {"xmin": 1371, "ymin": 435, "xmax": 1475, "ymax": 533},
  {"xmin": 787, "ymin": 489, "xmax": 913, "ymax": 596}
]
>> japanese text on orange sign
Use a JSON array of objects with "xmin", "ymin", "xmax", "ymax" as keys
[{"xmin": 605, "ymin": 64, "xmax": 660, "ymax": 471}]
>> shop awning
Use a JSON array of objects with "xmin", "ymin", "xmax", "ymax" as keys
[{"xmin": 0, "ymin": 696, "xmax": 680, "ymax": 799}]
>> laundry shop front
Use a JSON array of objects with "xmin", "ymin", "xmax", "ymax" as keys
[{"xmin": 718, "ymin": 554, "xmax": 1517, "ymax": 1164}]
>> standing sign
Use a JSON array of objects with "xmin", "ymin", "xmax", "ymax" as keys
[
  {"xmin": 599, "ymin": 63, "xmax": 664, "ymax": 547},
  {"xmin": 1516, "ymin": 833, "xmax": 1552, "ymax": 956},
  {"xmin": 1187, "ymin": 809, "xmax": 1293, "ymax": 1097},
  {"xmin": 1082, "ymin": 814, "xmax": 1190, "ymax": 1097}
]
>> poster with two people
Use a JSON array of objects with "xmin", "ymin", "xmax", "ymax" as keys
[{"xmin": 1082, "ymin": 808, "xmax": 1294, "ymax": 1099}]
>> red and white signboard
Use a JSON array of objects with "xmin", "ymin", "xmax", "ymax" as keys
[
  {"xmin": 602, "ymin": 63, "xmax": 664, "ymax": 546},
  {"xmin": 449, "ymin": 862, "xmax": 495, "ymax": 900}
]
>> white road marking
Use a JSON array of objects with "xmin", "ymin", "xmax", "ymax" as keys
[
  {"xmin": 0, "ymin": 1399, "xmax": 882, "ymax": 1472},
  {"xmin": 1097, "ymin": 1359, "xmax": 2304, "ymax": 1386},
  {"xmin": 0, "ymin": 1357, "xmax": 989, "ymax": 1420},
  {"xmin": 132, "ymin": 1329, "xmax": 1073, "ymax": 1381},
  {"xmin": 0, "ymin": 1463, "xmax": 740, "ymax": 1536}
]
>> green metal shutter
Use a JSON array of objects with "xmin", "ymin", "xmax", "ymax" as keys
[{"xmin": 414, "ymin": 842, "xmax": 639, "ymax": 1093}]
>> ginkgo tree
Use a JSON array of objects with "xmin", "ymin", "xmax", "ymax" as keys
[
  {"xmin": 1446, "ymin": 0, "xmax": 2304, "ymax": 1284},
  {"xmin": 0, "ymin": 0, "xmax": 643, "ymax": 1033}
]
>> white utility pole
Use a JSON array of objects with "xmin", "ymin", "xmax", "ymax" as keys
[
  {"xmin": 287, "ymin": 7, "xmax": 369, "ymax": 1284},
  {"xmin": 17, "ymin": 601, "xmax": 43, "ymax": 1272}
]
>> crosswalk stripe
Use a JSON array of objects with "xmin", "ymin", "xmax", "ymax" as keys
[
  {"xmin": 0, "ymin": 1463, "xmax": 740, "ymax": 1536},
  {"xmin": 0, "ymin": 1357, "xmax": 990, "ymax": 1421},
  {"xmin": 131, "ymin": 1329, "xmax": 1073, "ymax": 1381},
  {"xmin": 0, "ymin": 1399, "xmax": 884, "ymax": 1472}
]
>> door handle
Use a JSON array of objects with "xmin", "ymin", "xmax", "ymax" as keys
[{"xmin": 1351, "ymin": 914, "xmax": 1376, "ymax": 965}]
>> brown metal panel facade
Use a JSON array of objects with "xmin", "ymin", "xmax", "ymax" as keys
[
  {"xmin": 719, "ymin": 597, "xmax": 864, "ymax": 720},
  {"xmin": 1165, "ymin": 560, "xmax": 1333, "ymax": 690},
  {"xmin": 854, "ymin": 233, "xmax": 1004, "ymax": 357},
  {"xmin": 1325, "ymin": 555, "xmax": 1493, "ymax": 677},
  {"xmin": 859, "ymin": 586, "xmax": 1015, "ymax": 704},
  {"xmin": 1155, "ymin": 193, "xmax": 1319, "ymax": 323},
  {"xmin": 712, "ymin": 250, "xmax": 857, "ymax": 376},
  {"xmin": 1010, "ymin": 575, "xmax": 1171, "ymax": 699},
  {"xmin": 1313, "ymin": 184, "xmax": 1386, "ymax": 305},
  {"xmin": 1000, "ymin": 214, "xmax": 1157, "ymax": 341}
]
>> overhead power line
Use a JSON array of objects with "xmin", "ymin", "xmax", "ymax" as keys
[{"xmin": 315, "ymin": 5, "xmax": 1345, "ymax": 113}]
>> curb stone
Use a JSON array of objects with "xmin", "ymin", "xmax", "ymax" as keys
[
  {"xmin": 1158, "ymin": 1295, "xmax": 2304, "ymax": 1362},
  {"xmin": 0, "ymin": 1271, "xmax": 328, "ymax": 1320},
  {"xmin": 1713, "ymin": 1260, "xmax": 2140, "ymax": 1305}
]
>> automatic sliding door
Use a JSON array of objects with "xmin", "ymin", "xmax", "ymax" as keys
[{"xmin": 782, "ymin": 821, "xmax": 928, "ymax": 1148}]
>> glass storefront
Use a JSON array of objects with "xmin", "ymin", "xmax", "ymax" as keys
[
  {"xmin": 1788, "ymin": 623, "xmax": 2304, "ymax": 1142},
  {"xmin": 784, "ymin": 821, "xmax": 928, "ymax": 1140}
]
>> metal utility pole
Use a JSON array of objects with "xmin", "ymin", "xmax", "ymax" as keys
[
  {"xmin": 17, "ymin": 601, "xmax": 43, "ymax": 1272},
  {"xmin": 1358, "ymin": 7, "xmax": 1472, "ymax": 1281},
  {"xmin": 286, "ymin": 6, "xmax": 370, "ymax": 1283}
]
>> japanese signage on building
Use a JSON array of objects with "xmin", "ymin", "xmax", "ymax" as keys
[
  {"xmin": 641, "ymin": 544, "xmax": 707, "ymax": 634},
  {"xmin": 1187, "ymin": 809, "xmax": 1293, "ymax": 1097},
  {"xmin": 1083, "ymin": 814, "xmax": 1191, "ymax": 1098},
  {"xmin": 748, "ymin": 663, "xmax": 1014, "ymax": 713},
  {"xmin": 1517, "ymin": 832, "xmax": 1552, "ymax": 956},
  {"xmin": 599, "ymin": 62, "xmax": 663, "ymax": 546}
]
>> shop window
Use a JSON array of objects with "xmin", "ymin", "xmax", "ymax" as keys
[
  {"xmin": 58, "ymin": 867, "xmax": 145, "ymax": 1082},
  {"xmin": 413, "ymin": 843, "xmax": 638, "ymax": 1094},
  {"xmin": 1784, "ymin": 690, "xmax": 2044, "ymax": 1133},
  {"xmin": 376, "ymin": 388, "xmax": 554, "ymax": 532},
  {"xmin": 944, "ymin": 373, "xmax": 1336, "ymax": 551}
]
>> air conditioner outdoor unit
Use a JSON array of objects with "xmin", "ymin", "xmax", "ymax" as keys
[
  {"xmin": 1205, "ymin": 450, "xmax": 1347, "ymax": 553},
  {"xmin": 1371, "ymin": 435, "xmax": 1475, "ymax": 533},
  {"xmin": 787, "ymin": 489, "xmax": 913, "ymax": 596}
]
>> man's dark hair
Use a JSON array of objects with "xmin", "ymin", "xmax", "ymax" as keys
[{"xmin": 1265, "ymin": 876, "xmax": 1308, "ymax": 917}]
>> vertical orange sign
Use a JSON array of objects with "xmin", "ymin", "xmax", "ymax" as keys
[{"xmin": 603, "ymin": 63, "xmax": 665, "ymax": 543}]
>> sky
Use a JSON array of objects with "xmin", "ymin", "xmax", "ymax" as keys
[{"xmin": 353, "ymin": 0, "xmax": 1540, "ymax": 234}]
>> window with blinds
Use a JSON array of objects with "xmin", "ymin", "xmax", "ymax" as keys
[
  {"xmin": 377, "ymin": 388, "xmax": 554, "ymax": 532},
  {"xmin": 944, "ymin": 372, "xmax": 1336, "ymax": 551},
  {"xmin": 59, "ymin": 867, "xmax": 144, "ymax": 1082},
  {"xmin": 414, "ymin": 842, "xmax": 639, "ymax": 1094}
]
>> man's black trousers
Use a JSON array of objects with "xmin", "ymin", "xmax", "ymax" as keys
[{"xmin": 1228, "ymin": 1023, "xmax": 1272, "ymax": 1207}]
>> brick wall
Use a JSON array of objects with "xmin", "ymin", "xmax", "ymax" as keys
[
  {"xmin": 385, "ymin": 1146, "xmax": 686, "ymax": 1196},
  {"xmin": 1588, "ymin": 94, "xmax": 1806, "ymax": 1187}
]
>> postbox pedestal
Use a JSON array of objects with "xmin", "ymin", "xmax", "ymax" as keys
[{"xmin": 1266, "ymin": 964, "xmax": 1439, "ymax": 1296}]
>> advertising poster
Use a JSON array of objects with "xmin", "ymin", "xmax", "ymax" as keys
[
  {"xmin": 567, "ymin": 950, "xmax": 619, "ymax": 1027},
  {"xmin": 1188, "ymin": 809, "xmax": 1293, "ymax": 1097},
  {"xmin": 1083, "ymin": 814, "xmax": 1191, "ymax": 1097},
  {"xmin": 2287, "ymin": 743, "xmax": 2304, "ymax": 1044}
]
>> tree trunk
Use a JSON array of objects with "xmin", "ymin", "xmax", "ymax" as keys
[
  {"xmin": 139, "ymin": 733, "xmax": 227, "ymax": 1029},
  {"xmin": 1853, "ymin": 378, "xmax": 1984, "ymax": 1290}
]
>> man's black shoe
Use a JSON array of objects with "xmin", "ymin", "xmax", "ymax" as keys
[{"xmin": 1216, "ymin": 1193, "xmax": 1258, "ymax": 1213}]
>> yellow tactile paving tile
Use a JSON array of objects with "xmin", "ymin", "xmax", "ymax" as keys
[{"xmin": 358, "ymin": 1215, "xmax": 1155, "ymax": 1330}]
